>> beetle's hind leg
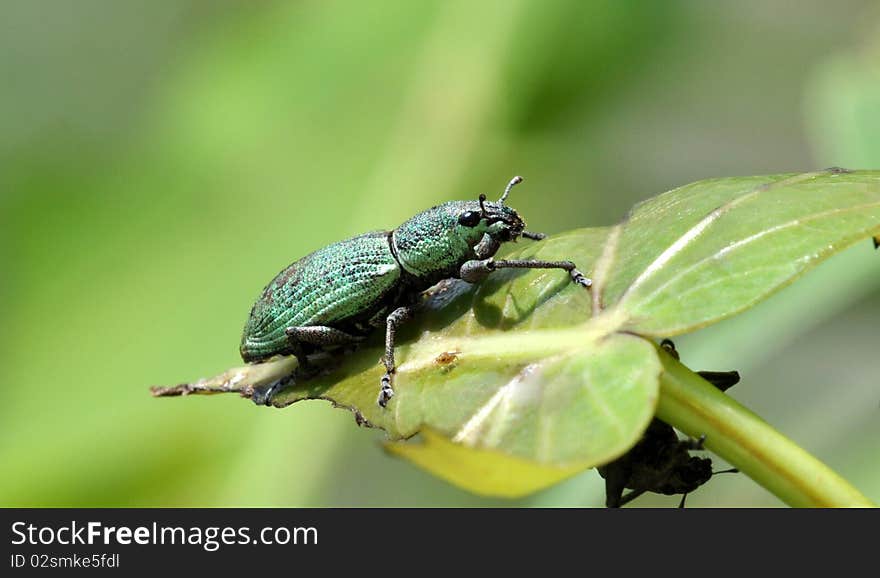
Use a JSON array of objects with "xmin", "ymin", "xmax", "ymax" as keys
[
  {"xmin": 285, "ymin": 325, "xmax": 364, "ymax": 349},
  {"xmin": 284, "ymin": 324, "xmax": 364, "ymax": 380},
  {"xmin": 378, "ymin": 306, "xmax": 414, "ymax": 408},
  {"xmin": 460, "ymin": 258, "xmax": 592, "ymax": 289},
  {"xmin": 252, "ymin": 372, "xmax": 297, "ymax": 407},
  {"xmin": 252, "ymin": 326, "xmax": 364, "ymax": 406}
]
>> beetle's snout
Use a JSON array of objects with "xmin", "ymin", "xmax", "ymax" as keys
[
  {"xmin": 507, "ymin": 211, "xmax": 526, "ymax": 235},
  {"xmin": 497, "ymin": 213, "xmax": 525, "ymax": 242}
]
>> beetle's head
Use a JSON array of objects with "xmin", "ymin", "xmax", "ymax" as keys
[
  {"xmin": 393, "ymin": 177, "xmax": 530, "ymax": 277},
  {"xmin": 453, "ymin": 176, "xmax": 526, "ymax": 244}
]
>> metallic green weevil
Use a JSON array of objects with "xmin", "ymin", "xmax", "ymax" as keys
[{"xmin": 240, "ymin": 177, "xmax": 591, "ymax": 408}]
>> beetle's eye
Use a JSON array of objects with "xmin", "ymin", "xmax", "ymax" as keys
[{"xmin": 458, "ymin": 211, "xmax": 481, "ymax": 227}]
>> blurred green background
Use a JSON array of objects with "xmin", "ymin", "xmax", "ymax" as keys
[{"xmin": 2, "ymin": 0, "xmax": 878, "ymax": 507}]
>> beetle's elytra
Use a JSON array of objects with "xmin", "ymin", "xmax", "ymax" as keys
[{"xmin": 240, "ymin": 177, "xmax": 592, "ymax": 408}]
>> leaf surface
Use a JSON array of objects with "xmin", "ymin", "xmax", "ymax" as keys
[{"xmin": 600, "ymin": 169, "xmax": 880, "ymax": 335}]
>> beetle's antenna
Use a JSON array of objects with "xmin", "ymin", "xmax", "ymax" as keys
[
  {"xmin": 478, "ymin": 194, "xmax": 488, "ymax": 217},
  {"xmin": 499, "ymin": 175, "xmax": 523, "ymax": 204}
]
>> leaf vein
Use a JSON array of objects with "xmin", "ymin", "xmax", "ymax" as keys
[
  {"xmin": 617, "ymin": 171, "xmax": 823, "ymax": 304},
  {"xmin": 625, "ymin": 200, "xmax": 880, "ymax": 306}
]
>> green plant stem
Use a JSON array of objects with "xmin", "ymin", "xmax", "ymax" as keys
[{"xmin": 655, "ymin": 348, "xmax": 874, "ymax": 507}]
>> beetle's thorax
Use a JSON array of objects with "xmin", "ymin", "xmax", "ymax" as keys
[{"xmin": 390, "ymin": 200, "xmax": 524, "ymax": 286}]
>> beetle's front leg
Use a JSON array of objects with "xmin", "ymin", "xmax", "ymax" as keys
[
  {"xmin": 459, "ymin": 257, "xmax": 592, "ymax": 288},
  {"xmin": 378, "ymin": 306, "xmax": 414, "ymax": 408},
  {"xmin": 475, "ymin": 232, "xmax": 545, "ymax": 260}
]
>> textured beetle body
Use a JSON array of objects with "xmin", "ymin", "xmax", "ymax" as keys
[
  {"xmin": 240, "ymin": 177, "xmax": 591, "ymax": 407},
  {"xmin": 241, "ymin": 200, "xmax": 523, "ymax": 363},
  {"xmin": 241, "ymin": 231, "xmax": 404, "ymax": 362}
]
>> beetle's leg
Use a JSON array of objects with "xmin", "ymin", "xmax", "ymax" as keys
[
  {"xmin": 251, "ymin": 372, "xmax": 297, "ymax": 407},
  {"xmin": 618, "ymin": 488, "xmax": 647, "ymax": 508},
  {"xmin": 697, "ymin": 370, "xmax": 741, "ymax": 392},
  {"xmin": 664, "ymin": 339, "xmax": 741, "ymax": 392},
  {"xmin": 285, "ymin": 325, "xmax": 364, "ymax": 369},
  {"xmin": 681, "ymin": 434, "xmax": 707, "ymax": 451},
  {"xmin": 285, "ymin": 325, "xmax": 363, "ymax": 347},
  {"xmin": 495, "ymin": 259, "xmax": 592, "ymax": 288},
  {"xmin": 460, "ymin": 257, "xmax": 592, "ymax": 289},
  {"xmin": 599, "ymin": 465, "xmax": 630, "ymax": 508},
  {"xmin": 378, "ymin": 306, "xmax": 414, "ymax": 408},
  {"xmin": 250, "ymin": 326, "xmax": 365, "ymax": 407},
  {"xmin": 677, "ymin": 468, "xmax": 738, "ymax": 508},
  {"xmin": 474, "ymin": 232, "xmax": 544, "ymax": 260},
  {"xmin": 474, "ymin": 234, "xmax": 501, "ymax": 260}
]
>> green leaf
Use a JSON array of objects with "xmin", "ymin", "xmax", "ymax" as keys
[
  {"xmin": 598, "ymin": 169, "xmax": 880, "ymax": 335},
  {"xmin": 384, "ymin": 429, "xmax": 586, "ymax": 498},
  {"xmin": 270, "ymin": 327, "xmax": 660, "ymax": 497},
  {"xmin": 379, "ymin": 333, "xmax": 660, "ymax": 467}
]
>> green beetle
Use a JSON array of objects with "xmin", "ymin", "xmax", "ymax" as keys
[{"xmin": 240, "ymin": 177, "xmax": 591, "ymax": 407}]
